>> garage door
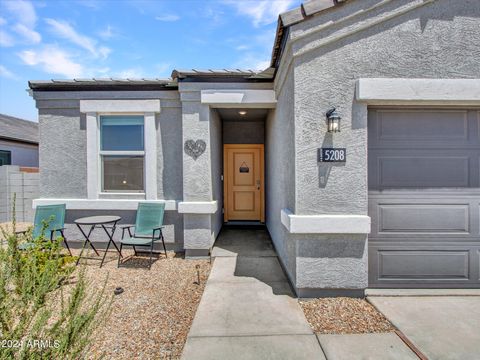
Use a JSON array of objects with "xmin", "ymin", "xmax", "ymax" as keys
[{"xmin": 368, "ymin": 108, "xmax": 480, "ymax": 288}]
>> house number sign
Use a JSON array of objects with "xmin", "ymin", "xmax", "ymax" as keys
[{"xmin": 318, "ymin": 148, "xmax": 346, "ymax": 162}]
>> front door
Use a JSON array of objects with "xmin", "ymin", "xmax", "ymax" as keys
[{"xmin": 224, "ymin": 144, "xmax": 264, "ymax": 222}]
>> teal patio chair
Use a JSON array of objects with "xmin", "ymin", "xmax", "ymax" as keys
[
  {"xmin": 17, "ymin": 203, "xmax": 72, "ymax": 255},
  {"xmin": 119, "ymin": 202, "xmax": 167, "ymax": 269}
]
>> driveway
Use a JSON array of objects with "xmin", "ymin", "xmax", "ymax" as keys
[{"xmin": 368, "ymin": 296, "xmax": 480, "ymax": 360}]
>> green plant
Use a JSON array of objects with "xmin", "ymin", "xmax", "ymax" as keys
[{"xmin": 0, "ymin": 196, "xmax": 111, "ymax": 359}]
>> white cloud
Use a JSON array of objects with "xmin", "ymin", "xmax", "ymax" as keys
[
  {"xmin": 155, "ymin": 14, "xmax": 180, "ymax": 22},
  {"xmin": 3, "ymin": 0, "xmax": 37, "ymax": 27},
  {"xmin": 13, "ymin": 23, "xmax": 41, "ymax": 44},
  {"xmin": 155, "ymin": 62, "xmax": 171, "ymax": 77},
  {"xmin": 117, "ymin": 67, "xmax": 144, "ymax": 79},
  {"xmin": 235, "ymin": 45, "xmax": 250, "ymax": 51},
  {"xmin": 75, "ymin": 0, "xmax": 101, "ymax": 10},
  {"xmin": 18, "ymin": 45, "xmax": 84, "ymax": 78},
  {"xmin": 2, "ymin": 1, "xmax": 41, "ymax": 46},
  {"xmin": 233, "ymin": 54, "xmax": 270, "ymax": 71},
  {"xmin": 0, "ymin": 30, "xmax": 15, "ymax": 47},
  {"xmin": 45, "ymin": 18, "xmax": 111, "ymax": 59},
  {"xmin": 98, "ymin": 25, "xmax": 116, "ymax": 40},
  {"xmin": 98, "ymin": 46, "xmax": 111, "ymax": 59},
  {"xmin": 0, "ymin": 65, "xmax": 16, "ymax": 79},
  {"xmin": 0, "ymin": 17, "xmax": 7, "ymax": 26},
  {"xmin": 224, "ymin": 0, "xmax": 296, "ymax": 27}
]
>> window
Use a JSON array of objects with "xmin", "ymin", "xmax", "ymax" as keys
[
  {"xmin": 99, "ymin": 116, "xmax": 144, "ymax": 192},
  {"xmin": 0, "ymin": 150, "xmax": 11, "ymax": 166}
]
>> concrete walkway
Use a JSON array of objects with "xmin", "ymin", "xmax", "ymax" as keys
[
  {"xmin": 182, "ymin": 227, "xmax": 325, "ymax": 359},
  {"xmin": 369, "ymin": 296, "xmax": 480, "ymax": 360},
  {"xmin": 182, "ymin": 228, "xmax": 419, "ymax": 359}
]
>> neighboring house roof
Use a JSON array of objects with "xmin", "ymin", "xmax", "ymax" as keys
[
  {"xmin": 0, "ymin": 113, "xmax": 38, "ymax": 144},
  {"xmin": 271, "ymin": 0, "xmax": 350, "ymax": 67}
]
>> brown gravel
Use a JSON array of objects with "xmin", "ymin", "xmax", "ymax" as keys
[
  {"xmin": 0, "ymin": 222, "xmax": 32, "ymax": 240},
  {"xmin": 75, "ymin": 249, "xmax": 211, "ymax": 359},
  {"xmin": 299, "ymin": 297, "xmax": 395, "ymax": 334}
]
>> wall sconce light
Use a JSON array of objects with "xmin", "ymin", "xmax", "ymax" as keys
[{"xmin": 326, "ymin": 107, "xmax": 341, "ymax": 133}]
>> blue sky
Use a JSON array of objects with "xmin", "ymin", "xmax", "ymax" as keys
[{"xmin": 0, "ymin": 0, "xmax": 300, "ymax": 122}]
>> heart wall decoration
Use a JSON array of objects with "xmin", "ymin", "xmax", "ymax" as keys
[{"xmin": 184, "ymin": 139, "xmax": 206, "ymax": 160}]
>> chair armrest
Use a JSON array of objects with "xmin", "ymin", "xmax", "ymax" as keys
[
  {"xmin": 49, "ymin": 228, "xmax": 66, "ymax": 240},
  {"xmin": 121, "ymin": 225, "xmax": 134, "ymax": 239},
  {"xmin": 152, "ymin": 227, "xmax": 164, "ymax": 239}
]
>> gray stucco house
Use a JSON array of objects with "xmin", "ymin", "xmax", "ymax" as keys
[
  {"xmin": 0, "ymin": 113, "xmax": 39, "ymax": 167},
  {"xmin": 29, "ymin": 0, "xmax": 480, "ymax": 296}
]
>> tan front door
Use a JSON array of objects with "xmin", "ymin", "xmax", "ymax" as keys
[{"xmin": 224, "ymin": 144, "xmax": 264, "ymax": 222}]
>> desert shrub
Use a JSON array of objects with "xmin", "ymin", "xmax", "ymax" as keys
[{"xmin": 0, "ymin": 199, "xmax": 111, "ymax": 359}]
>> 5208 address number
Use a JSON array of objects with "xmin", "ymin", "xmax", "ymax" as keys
[{"xmin": 318, "ymin": 148, "xmax": 346, "ymax": 162}]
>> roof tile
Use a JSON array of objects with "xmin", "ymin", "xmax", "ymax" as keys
[{"xmin": 0, "ymin": 113, "xmax": 38, "ymax": 143}]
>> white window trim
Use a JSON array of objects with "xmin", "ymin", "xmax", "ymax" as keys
[
  {"xmin": 82, "ymin": 100, "xmax": 160, "ymax": 200},
  {"xmin": 98, "ymin": 114, "xmax": 146, "ymax": 194}
]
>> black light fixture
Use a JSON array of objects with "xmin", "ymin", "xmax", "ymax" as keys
[{"xmin": 326, "ymin": 107, "xmax": 341, "ymax": 133}]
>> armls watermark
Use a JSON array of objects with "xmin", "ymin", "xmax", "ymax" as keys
[{"xmin": 1, "ymin": 339, "xmax": 60, "ymax": 349}]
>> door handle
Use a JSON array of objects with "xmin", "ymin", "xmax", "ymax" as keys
[{"xmin": 256, "ymin": 180, "xmax": 260, "ymax": 190}]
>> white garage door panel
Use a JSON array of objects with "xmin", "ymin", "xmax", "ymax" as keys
[{"xmin": 368, "ymin": 108, "xmax": 480, "ymax": 288}]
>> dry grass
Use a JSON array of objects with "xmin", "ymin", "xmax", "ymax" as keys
[
  {"xmin": 74, "ymin": 248, "xmax": 211, "ymax": 359},
  {"xmin": 299, "ymin": 297, "xmax": 395, "ymax": 334}
]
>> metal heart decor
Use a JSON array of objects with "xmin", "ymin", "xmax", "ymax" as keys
[{"xmin": 184, "ymin": 139, "xmax": 206, "ymax": 160}]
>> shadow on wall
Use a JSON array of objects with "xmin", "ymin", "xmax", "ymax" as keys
[
  {"xmin": 295, "ymin": 0, "xmax": 479, "ymax": 69},
  {"xmin": 318, "ymin": 132, "xmax": 345, "ymax": 188},
  {"xmin": 295, "ymin": 234, "xmax": 367, "ymax": 259},
  {"xmin": 64, "ymin": 209, "xmax": 184, "ymax": 250}
]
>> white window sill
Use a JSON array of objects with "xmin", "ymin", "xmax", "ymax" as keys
[
  {"xmin": 99, "ymin": 192, "xmax": 146, "ymax": 196},
  {"xmin": 33, "ymin": 199, "xmax": 177, "ymax": 211}
]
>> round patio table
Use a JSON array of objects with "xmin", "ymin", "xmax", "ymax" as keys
[{"xmin": 74, "ymin": 215, "xmax": 122, "ymax": 267}]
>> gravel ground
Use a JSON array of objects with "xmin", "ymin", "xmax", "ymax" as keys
[
  {"xmin": 299, "ymin": 297, "xmax": 395, "ymax": 334},
  {"xmin": 0, "ymin": 222, "xmax": 32, "ymax": 240},
  {"xmin": 76, "ymin": 249, "xmax": 211, "ymax": 359},
  {"xmin": 0, "ymin": 222, "xmax": 211, "ymax": 358}
]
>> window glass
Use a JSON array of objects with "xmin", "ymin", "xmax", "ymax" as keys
[
  {"xmin": 102, "ymin": 156, "xmax": 144, "ymax": 192},
  {"xmin": 0, "ymin": 150, "xmax": 12, "ymax": 166},
  {"xmin": 100, "ymin": 116, "xmax": 144, "ymax": 151}
]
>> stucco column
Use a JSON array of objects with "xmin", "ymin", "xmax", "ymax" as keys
[{"xmin": 180, "ymin": 97, "xmax": 215, "ymax": 257}]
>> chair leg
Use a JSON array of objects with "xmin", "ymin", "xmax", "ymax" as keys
[
  {"xmin": 117, "ymin": 243, "xmax": 123, "ymax": 268},
  {"xmin": 60, "ymin": 230, "xmax": 72, "ymax": 256},
  {"xmin": 133, "ymin": 245, "xmax": 137, "ymax": 256},
  {"xmin": 149, "ymin": 241, "xmax": 154, "ymax": 270},
  {"xmin": 161, "ymin": 235, "xmax": 167, "ymax": 258},
  {"xmin": 63, "ymin": 238, "xmax": 72, "ymax": 256}
]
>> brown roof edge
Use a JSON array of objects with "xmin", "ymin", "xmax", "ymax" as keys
[{"xmin": 270, "ymin": 0, "xmax": 350, "ymax": 68}]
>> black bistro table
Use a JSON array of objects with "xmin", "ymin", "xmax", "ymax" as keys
[{"xmin": 74, "ymin": 215, "xmax": 122, "ymax": 267}]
